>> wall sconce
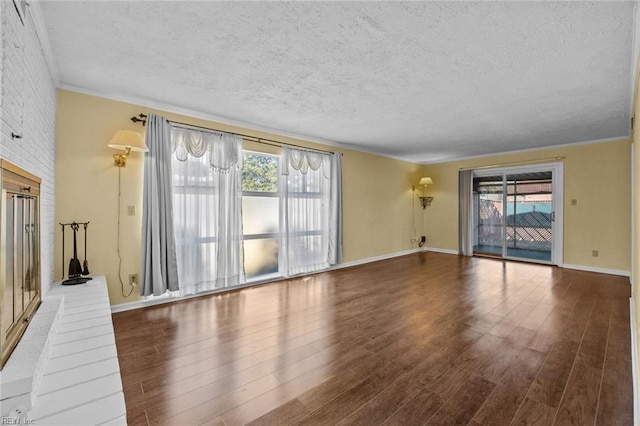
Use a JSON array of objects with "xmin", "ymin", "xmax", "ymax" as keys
[
  {"xmin": 418, "ymin": 177, "xmax": 434, "ymax": 209},
  {"xmin": 107, "ymin": 130, "xmax": 148, "ymax": 167}
]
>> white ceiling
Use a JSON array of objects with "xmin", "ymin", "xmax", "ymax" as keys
[{"xmin": 40, "ymin": 1, "xmax": 635, "ymax": 163}]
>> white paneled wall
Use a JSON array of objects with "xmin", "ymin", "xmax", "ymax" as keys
[{"xmin": 1, "ymin": 1, "xmax": 57, "ymax": 297}]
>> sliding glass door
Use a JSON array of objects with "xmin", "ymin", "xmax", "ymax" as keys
[
  {"xmin": 473, "ymin": 175, "xmax": 504, "ymax": 257},
  {"xmin": 471, "ymin": 164, "xmax": 562, "ymax": 265},
  {"xmin": 504, "ymin": 172, "xmax": 553, "ymax": 261}
]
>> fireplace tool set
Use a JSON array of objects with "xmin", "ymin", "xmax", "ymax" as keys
[{"xmin": 59, "ymin": 221, "xmax": 92, "ymax": 285}]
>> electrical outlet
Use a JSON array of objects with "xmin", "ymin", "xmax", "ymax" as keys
[
  {"xmin": 127, "ymin": 205, "xmax": 136, "ymax": 216},
  {"xmin": 420, "ymin": 236, "xmax": 426, "ymax": 243},
  {"xmin": 592, "ymin": 250, "xmax": 599, "ymax": 258},
  {"xmin": 129, "ymin": 273, "xmax": 138, "ymax": 287}
]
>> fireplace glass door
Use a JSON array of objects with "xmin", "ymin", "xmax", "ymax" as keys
[{"xmin": 1, "ymin": 160, "xmax": 40, "ymax": 369}]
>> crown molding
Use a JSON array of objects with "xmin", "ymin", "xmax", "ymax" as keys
[
  {"xmin": 420, "ymin": 135, "xmax": 631, "ymax": 166},
  {"xmin": 58, "ymin": 84, "xmax": 354, "ymax": 150},
  {"xmin": 28, "ymin": 1, "xmax": 59, "ymax": 86},
  {"xmin": 57, "ymin": 84, "xmax": 435, "ymax": 165},
  {"xmin": 58, "ymin": 84, "xmax": 631, "ymax": 168}
]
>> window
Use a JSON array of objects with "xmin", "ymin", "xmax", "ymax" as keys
[
  {"xmin": 167, "ymin": 125, "xmax": 342, "ymax": 295},
  {"xmin": 242, "ymin": 152, "xmax": 279, "ymax": 279},
  {"xmin": 241, "ymin": 150, "xmax": 335, "ymax": 279}
]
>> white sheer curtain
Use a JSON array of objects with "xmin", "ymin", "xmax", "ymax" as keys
[
  {"xmin": 280, "ymin": 146, "xmax": 342, "ymax": 276},
  {"xmin": 171, "ymin": 127, "xmax": 244, "ymax": 295}
]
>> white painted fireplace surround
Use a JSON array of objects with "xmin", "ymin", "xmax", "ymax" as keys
[{"xmin": 0, "ymin": 277, "xmax": 126, "ymax": 425}]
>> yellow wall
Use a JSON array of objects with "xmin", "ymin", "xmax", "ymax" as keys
[
  {"xmin": 55, "ymin": 90, "xmax": 423, "ymax": 305},
  {"xmin": 422, "ymin": 139, "xmax": 632, "ymax": 272}
]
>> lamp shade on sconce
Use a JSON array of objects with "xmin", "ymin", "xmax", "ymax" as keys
[
  {"xmin": 108, "ymin": 130, "xmax": 147, "ymax": 167},
  {"xmin": 419, "ymin": 177, "xmax": 433, "ymax": 186},
  {"xmin": 418, "ymin": 177, "xmax": 434, "ymax": 208},
  {"xmin": 107, "ymin": 130, "xmax": 148, "ymax": 152}
]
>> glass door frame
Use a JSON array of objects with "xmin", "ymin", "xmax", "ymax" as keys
[{"xmin": 471, "ymin": 162, "xmax": 564, "ymax": 266}]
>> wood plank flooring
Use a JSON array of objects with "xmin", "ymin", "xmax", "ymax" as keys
[{"xmin": 112, "ymin": 252, "xmax": 633, "ymax": 425}]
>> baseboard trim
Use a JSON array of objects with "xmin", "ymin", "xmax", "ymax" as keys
[
  {"xmin": 120, "ymin": 251, "xmax": 632, "ymax": 312},
  {"xmin": 110, "ymin": 297, "xmax": 162, "ymax": 313},
  {"xmin": 562, "ymin": 263, "xmax": 630, "ymax": 277},
  {"xmin": 330, "ymin": 248, "xmax": 424, "ymax": 271},
  {"xmin": 423, "ymin": 246, "xmax": 459, "ymax": 255},
  {"xmin": 631, "ymin": 297, "xmax": 639, "ymax": 425},
  {"xmin": 111, "ymin": 248, "xmax": 433, "ymax": 313},
  {"xmin": 109, "ymin": 279, "xmax": 279, "ymax": 313}
]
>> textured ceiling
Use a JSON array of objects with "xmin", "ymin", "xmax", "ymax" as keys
[{"xmin": 40, "ymin": 1, "xmax": 635, "ymax": 163}]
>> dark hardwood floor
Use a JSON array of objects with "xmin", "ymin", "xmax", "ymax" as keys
[{"xmin": 112, "ymin": 252, "xmax": 633, "ymax": 425}]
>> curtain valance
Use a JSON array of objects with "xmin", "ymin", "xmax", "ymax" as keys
[
  {"xmin": 171, "ymin": 127, "xmax": 242, "ymax": 173},
  {"xmin": 282, "ymin": 147, "xmax": 330, "ymax": 177}
]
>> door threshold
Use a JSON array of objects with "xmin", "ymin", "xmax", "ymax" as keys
[
  {"xmin": 473, "ymin": 253, "xmax": 554, "ymax": 266},
  {"xmin": 473, "ymin": 251, "xmax": 503, "ymax": 259}
]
